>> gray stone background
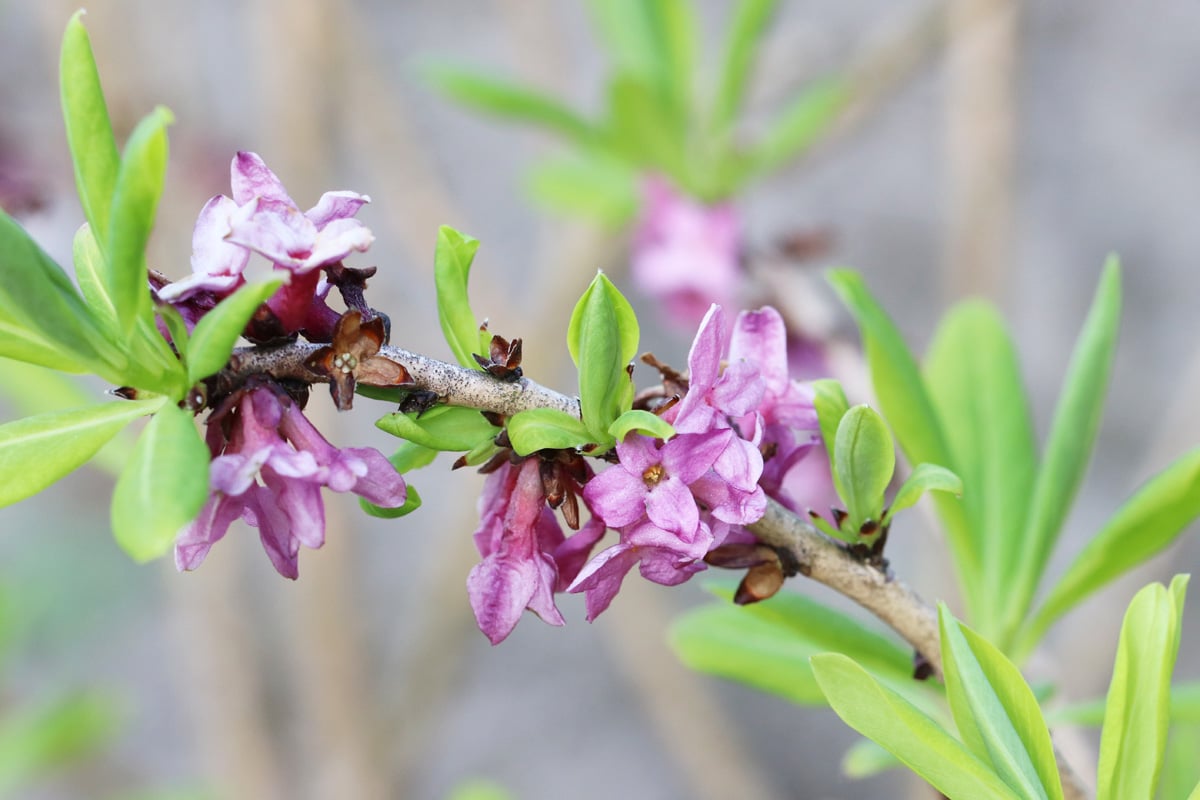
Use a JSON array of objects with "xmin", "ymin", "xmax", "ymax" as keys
[{"xmin": 0, "ymin": 1, "xmax": 1198, "ymax": 798}]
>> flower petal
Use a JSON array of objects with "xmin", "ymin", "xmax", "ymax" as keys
[
  {"xmin": 567, "ymin": 542, "xmax": 640, "ymax": 621},
  {"xmin": 582, "ymin": 466, "xmax": 647, "ymax": 529},
  {"xmin": 644, "ymin": 476, "xmax": 699, "ymax": 536},
  {"xmin": 231, "ymin": 151, "xmax": 294, "ymax": 206},
  {"xmin": 306, "ymin": 190, "xmax": 370, "ymax": 228}
]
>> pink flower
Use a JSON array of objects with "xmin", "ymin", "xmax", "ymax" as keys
[
  {"xmin": 631, "ymin": 176, "xmax": 742, "ymax": 328},
  {"xmin": 175, "ymin": 384, "xmax": 406, "ymax": 579}
]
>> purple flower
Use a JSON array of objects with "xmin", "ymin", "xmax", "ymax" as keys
[
  {"xmin": 175, "ymin": 384, "xmax": 406, "ymax": 579},
  {"xmin": 631, "ymin": 176, "xmax": 742, "ymax": 328},
  {"xmin": 467, "ymin": 459, "xmax": 605, "ymax": 645},
  {"xmin": 157, "ymin": 195, "xmax": 249, "ymax": 307}
]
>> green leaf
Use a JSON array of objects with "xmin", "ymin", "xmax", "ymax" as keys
[
  {"xmin": 827, "ymin": 270, "xmax": 977, "ymax": 601},
  {"xmin": 1005, "ymin": 258, "xmax": 1122, "ymax": 641},
  {"xmin": 609, "ymin": 409, "xmax": 674, "ymax": 443},
  {"xmin": 939, "ymin": 606, "xmax": 1063, "ymax": 800},
  {"xmin": 0, "ymin": 398, "xmax": 164, "ymax": 508},
  {"xmin": 525, "ymin": 154, "xmax": 639, "ymax": 228},
  {"xmin": 60, "ymin": 11, "xmax": 120, "ymax": 251},
  {"xmin": 111, "ymin": 403, "xmax": 209, "ymax": 562},
  {"xmin": 447, "ymin": 779, "xmax": 514, "ymax": 800},
  {"xmin": 710, "ymin": 0, "xmax": 780, "ymax": 132},
  {"xmin": 567, "ymin": 272, "xmax": 639, "ymax": 440},
  {"xmin": 72, "ymin": 222, "xmax": 118, "ymax": 333},
  {"xmin": 1018, "ymin": 446, "xmax": 1200, "ymax": 656},
  {"xmin": 376, "ymin": 405, "xmax": 499, "ymax": 452},
  {"xmin": 424, "ymin": 66, "xmax": 596, "ymax": 146},
  {"xmin": 1097, "ymin": 575, "xmax": 1189, "ymax": 800},
  {"xmin": 1158, "ymin": 723, "xmax": 1200, "ymax": 800},
  {"xmin": 842, "ymin": 738, "xmax": 903, "ymax": 778},
  {"xmin": 186, "ymin": 277, "xmax": 285, "ymax": 385},
  {"xmin": 0, "ymin": 691, "xmax": 119, "ymax": 796},
  {"xmin": 811, "ymin": 378, "xmax": 849, "ymax": 464},
  {"xmin": 606, "ymin": 73, "xmax": 687, "ymax": 181},
  {"xmin": 507, "ymin": 408, "xmax": 596, "ymax": 456},
  {"xmin": 670, "ymin": 585, "xmax": 917, "ymax": 707},
  {"xmin": 887, "ymin": 463, "xmax": 963, "ymax": 520},
  {"xmin": 107, "ymin": 105, "xmax": 173, "ymax": 335},
  {"xmin": 1048, "ymin": 682, "xmax": 1200, "ymax": 729},
  {"xmin": 834, "ymin": 405, "xmax": 894, "ymax": 534},
  {"xmin": 811, "ymin": 653, "xmax": 1022, "ymax": 800},
  {"xmin": 746, "ymin": 78, "xmax": 847, "ymax": 177},
  {"xmin": 361, "ymin": 484, "xmax": 422, "ymax": 519},
  {"xmin": 924, "ymin": 300, "xmax": 1037, "ymax": 642},
  {"xmin": 433, "ymin": 226, "xmax": 486, "ymax": 369}
]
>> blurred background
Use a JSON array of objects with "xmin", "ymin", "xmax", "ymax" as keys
[{"xmin": 1, "ymin": 0, "xmax": 1198, "ymax": 798}]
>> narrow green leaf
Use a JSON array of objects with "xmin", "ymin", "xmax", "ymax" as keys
[
  {"xmin": 433, "ymin": 226, "xmax": 485, "ymax": 369},
  {"xmin": 1019, "ymin": 446, "xmax": 1200, "ymax": 654},
  {"xmin": 567, "ymin": 272, "xmax": 639, "ymax": 440},
  {"xmin": 0, "ymin": 691, "xmax": 119, "ymax": 796},
  {"xmin": 746, "ymin": 78, "xmax": 847, "ymax": 177},
  {"xmin": 842, "ymin": 738, "xmax": 903, "ymax": 779},
  {"xmin": 939, "ymin": 606, "xmax": 1062, "ymax": 800},
  {"xmin": 651, "ymin": 0, "xmax": 697, "ymax": 124},
  {"xmin": 60, "ymin": 11, "xmax": 120, "ymax": 250},
  {"xmin": 424, "ymin": 66, "xmax": 597, "ymax": 146},
  {"xmin": 606, "ymin": 73, "xmax": 688, "ymax": 181},
  {"xmin": 924, "ymin": 300, "xmax": 1037, "ymax": 642},
  {"xmin": 1006, "ymin": 259, "xmax": 1122, "ymax": 640},
  {"xmin": 711, "ymin": 0, "xmax": 779, "ymax": 131},
  {"xmin": 111, "ymin": 403, "xmax": 209, "ymax": 562},
  {"xmin": 1048, "ymin": 682, "xmax": 1200, "ymax": 728},
  {"xmin": 375, "ymin": 405, "xmax": 499, "ymax": 453},
  {"xmin": 888, "ymin": 463, "xmax": 963, "ymax": 520},
  {"xmin": 72, "ymin": 222, "xmax": 118, "ymax": 332},
  {"xmin": 1158, "ymin": 723, "xmax": 1200, "ymax": 800},
  {"xmin": 586, "ymin": 0, "xmax": 663, "ymax": 85},
  {"xmin": 1097, "ymin": 576, "xmax": 1189, "ymax": 800},
  {"xmin": 609, "ymin": 409, "xmax": 674, "ymax": 443},
  {"xmin": 811, "ymin": 378, "xmax": 849, "ymax": 462},
  {"xmin": 107, "ymin": 106, "xmax": 173, "ymax": 335},
  {"xmin": 186, "ymin": 277, "xmax": 285, "ymax": 385},
  {"xmin": 525, "ymin": 154, "xmax": 639, "ymax": 228},
  {"xmin": 0, "ymin": 398, "xmax": 164, "ymax": 508},
  {"xmin": 811, "ymin": 653, "xmax": 1021, "ymax": 800},
  {"xmin": 507, "ymin": 408, "xmax": 596, "ymax": 456},
  {"xmin": 827, "ymin": 270, "xmax": 976, "ymax": 599},
  {"xmin": 670, "ymin": 586, "xmax": 917, "ymax": 707},
  {"xmin": 834, "ymin": 405, "xmax": 894, "ymax": 534}
]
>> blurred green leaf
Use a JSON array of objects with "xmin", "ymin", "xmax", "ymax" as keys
[
  {"xmin": 447, "ymin": 779, "xmax": 513, "ymax": 800},
  {"xmin": 1019, "ymin": 446, "xmax": 1200, "ymax": 656},
  {"xmin": 0, "ymin": 398, "xmax": 163, "ymax": 509},
  {"xmin": 746, "ymin": 78, "xmax": 847, "ymax": 177},
  {"xmin": 606, "ymin": 73, "xmax": 688, "ymax": 182},
  {"xmin": 924, "ymin": 300, "xmax": 1036, "ymax": 642},
  {"xmin": 841, "ymin": 738, "xmax": 902, "ymax": 778},
  {"xmin": 60, "ymin": 11, "xmax": 120, "ymax": 252},
  {"xmin": 567, "ymin": 272, "xmax": 639, "ymax": 441},
  {"xmin": 111, "ymin": 403, "xmax": 209, "ymax": 562},
  {"xmin": 0, "ymin": 691, "xmax": 119, "ymax": 796},
  {"xmin": 939, "ymin": 606, "xmax": 1063, "ymax": 800},
  {"xmin": 711, "ymin": 0, "xmax": 779, "ymax": 132},
  {"xmin": 1097, "ymin": 576, "xmax": 1189, "ymax": 800},
  {"xmin": 834, "ymin": 405, "xmax": 894, "ymax": 534},
  {"xmin": 1048, "ymin": 681, "xmax": 1200, "ymax": 728},
  {"xmin": 1158, "ymin": 723, "xmax": 1200, "ymax": 800},
  {"xmin": 811, "ymin": 653, "xmax": 1020, "ymax": 800},
  {"xmin": 1005, "ymin": 259, "xmax": 1122, "ymax": 643},
  {"xmin": 508, "ymin": 408, "xmax": 595, "ymax": 456},
  {"xmin": 433, "ymin": 226, "xmax": 486, "ymax": 370},
  {"xmin": 887, "ymin": 463, "xmax": 962, "ymax": 520},
  {"xmin": 186, "ymin": 277, "xmax": 285, "ymax": 386},
  {"xmin": 424, "ymin": 66, "xmax": 596, "ymax": 147},
  {"xmin": 670, "ymin": 586, "xmax": 917, "ymax": 706},
  {"xmin": 107, "ymin": 106, "xmax": 172, "ymax": 336},
  {"xmin": 525, "ymin": 154, "xmax": 639, "ymax": 228},
  {"xmin": 376, "ymin": 405, "xmax": 499, "ymax": 453},
  {"xmin": 609, "ymin": 409, "xmax": 674, "ymax": 443}
]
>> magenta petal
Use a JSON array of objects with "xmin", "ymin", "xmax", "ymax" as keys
[
  {"xmin": 710, "ymin": 361, "xmax": 764, "ymax": 417},
  {"xmin": 262, "ymin": 469, "xmax": 325, "ymax": 550},
  {"xmin": 306, "ymin": 190, "xmax": 370, "ymax": 227},
  {"xmin": 342, "ymin": 447, "xmax": 407, "ymax": 508},
  {"xmin": 638, "ymin": 548, "xmax": 706, "ymax": 586},
  {"xmin": 613, "ymin": 434, "xmax": 660, "ymax": 474},
  {"xmin": 686, "ymin": 304, "xmax": 725, "ymax": 390},
  {"xmin": 227, "ymin": 201, "xmax": 319, "ymax": 268},
  {"xmin": 644, "ymin": 477, "xmax": 699, "ymax": 536},
  {"xmin": 730, "ymin": 307, "xmax": 790, "ymax": 394},
  {"xmin": 175, "ymin": 493, "xmax": 244, "ymax": 571},
  {"xmin": 661, "ymin": 429, "xmax": 731, "ymax": 484},
  {"xmin": 467, "ymin": 555, "xmax": 539, "ymax": 645},
  {"xmin": 245, "ymin": 486, "xmax": 301, "ymax": 579},
  {"xmin": 552, "ymin": 517, "xmax": 608, "ymax": 590},
  {"xmin": 231, "ymin": 151, "xmax": 294, "ymax": 206},
  {"xmin": 582, "ymin": 466, "xmax": 648, "ymax": 529},
  {"xmin": 567, "ymin": 543, "xmax": 641, "ymax": 621}
]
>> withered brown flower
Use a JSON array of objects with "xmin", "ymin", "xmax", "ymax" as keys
[{"xmin": 306, "ymin": 310, "xmax": 412, "ymax": 410}]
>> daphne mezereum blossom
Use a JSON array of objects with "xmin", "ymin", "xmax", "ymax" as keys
[
  {"xmin": 175, "ymin": 383, "xmax": 406, "ymax": 579},
  {"xmin": 631, "ymin": 176, "xmax": 741, "ymax": 329},
  {"xmin": 159, "ymin": 152, "xmax": 374, "ymax": 336},
  {"xmin": 468, "ymin": 458, "xmax": 605, "ymax": 644}
]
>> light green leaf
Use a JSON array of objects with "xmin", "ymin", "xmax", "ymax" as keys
[
  {"xmin": 567, "ymin": 272, "xmax": 639, "ymax": 440},
  {"xmin": 107, "ymin": 105, "xmax": 173, "ymax": 335},
  {"xmin": 811, "ymin": 653, "xmax": 1021, "ymax": 800},
  {"xmin": 888, "ymin": 463, "xmax": 963, "ymax": 521},
  {"xmin": 60, "ymin": 11, "xmax": 120, "ymax": 251},
  {"xmin": 447, "ymin": 779, "xmax": 514, "ymax": 800},
  {"xmin": 186, "ymin": 277, "xmax": 285, "ymax": 385},
  {"xmin": 711, "ymin": 0, "xmax": 780, "ymax": 132},
  {"xmin": 1158, "ymin": 723, "xmax": 1200, "ymax": 800},
  {"xmin": 842, "ymin": 738, "xmax": 903, "ymax": 778},
  {"xmin": 0, "ymin": 398, "xmax": 164, "ymax": 508},
  {"xmin": 827, "ymin": 270, "xmax": 976, "ymax": 603},
  {"xmin": 924, "ymin": 300, "xmax": 1036, "ymax": 643},
  {"xmin": 1048, "ymin": 682, "xmax": 1200, "ymax": 729},
  {"xmin": 606, "ymin": 73, "xmax": 687, "ymax": 181},
  {"xmin": 111, "ymin": 403, "xmax": 209, "ymax": 562},
  {"xmin": 939, "ymin": 606, "xmax": 1062, "ymax": 800},
  {"xmin": 1019, "ymin": 446, "xmax": 1200, "ymax": 655},
  {"xmin": 1097, "ymin": 575, "xmax": 1189, "ymax": 800},
  {"xmin": 525, "ymin": 154, "xmax": 639, "ymax": 228},
  {"xmin": 358, "ymin": 442, "xmax": 437, "ymax": 520},
  {"xmin": 609, "ymin": 409, "xmax": 673, "ymax": 443},
  {"xmin": 458, "ymin": 437, "xmax": 500, "ymax": 468},
  {"xmin": 1006, "ymin": 259, "xmax": 1122, "ymax": 641},
  {"xmin": 375, "ymin": 405, "xmax": 499, "ymax": 453},
  {"xmin": 424, "ymin": 66, "xmax": 596, "ymax": 146},
  {"xmin": 72, "ymin": 222, "xmax": 118, "ymax": 332},
  {"xmin": 0, "ymin": 691, "xmax": 119, "ymax": 796},
  {"xmin": 507, "ymin": 408, "xmax": 596, "ymax": 456},
  {"xmin": 811, "ymin": 378, "xmax": 849, "ymax": 466},
  {"xmin": 746, "ymin": 78, "xmax": 847, "ymax": 177},
  {"xmin": 834, "ymin": 405, "xmax": 894, "ymax": 535},
  {"xmin": 433, "ymin": 226, "xmax": 485, "ymax": 370},
  {"xmin": 361, "ymin": 484, "xmax": 422, "ymax": 519},
  {"xmin": 670, "ymin": 586, "xmax": 917, "ymax": 707}
]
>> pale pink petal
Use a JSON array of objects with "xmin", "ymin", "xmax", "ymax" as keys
[
  {"xmin": 306, "ymin": 190, "xmax": 370, "ymax": 228},
  {"xmin": 644, "ymin": 476, "xmax": 699, "ymax": 536},
  {"xmin": 231, "ymin": 151, "xmax": 294, "ymax": 206},
  {"xmin": 582, "ymin": 466, "xmax": 647, "ymax": 529}
]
